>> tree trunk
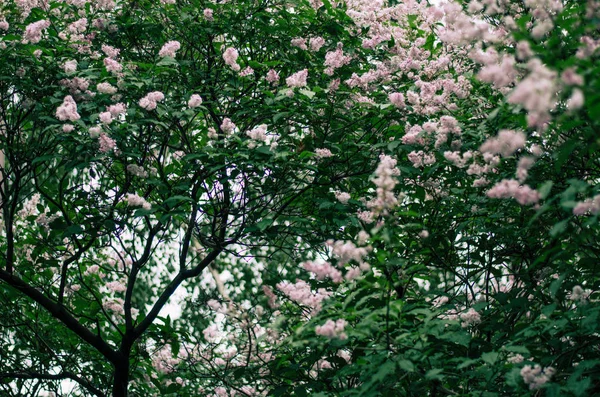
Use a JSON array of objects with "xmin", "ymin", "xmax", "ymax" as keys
[{"xmin": 111, "ymin": 357, "xmax": 130, "ymax": 397}]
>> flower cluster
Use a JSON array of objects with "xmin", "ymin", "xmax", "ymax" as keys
[
  {"xmin": 276, "ymin": 280, "xmax": 332, "ymax": 313},
  {"xmin": 479, "ymin": 130, "xmax": 526, "ymax": 157},
  {"xmin": 223, "ymin": 47, "xmax": 240, "ymax": 71},
  {"xmin": 315, "ymin": 319, "xmax": 348, "ymax": 339},
  {"xmin": 220, "ymin": 118, "xmax": 236, "ymax": 135},
  {"xmin": 139, "ymin": 91, "xmax": 165, "ymax": 111},
  {"xmin": 286, "ymin": 69, "xmax": 308, "ymax": 88},
  {"xmin": 56, "ymin": 96, "xmax": 81, "ymax": 122},
  {"xmin": 302, "ymin": 260, "xmax": 343, "ymax": 283},
  {"xmin": 520, "ymin": 364, "xmax": 555, "ymax": 390},
  {"xmin": 459, "ymin": 308, "xmax": 481, "ymax": 328},
  {"xmin": 188, "ymin": 94, "xmax": 203, "ymax": 108},
  {"xmin": 158, "ymin": 41, "xmax": 181, "ymax": 57},
  {"xmin": 23, "ymin": 20, "xmax": 50, "ymax": 43},
  {"xmin": 98, "ymin": 134, "xmax": 117, "ymax": 153},
  {"xmin": 125, "ymin": 193, "xmax": 151, "ymax": 210},
  {"xmin": 486, "ymin": 179, "xmax": 540, "ymax": 205},
  {"xmin": 367, "ymin": 154, "xmax": 400, "ymax": 217}
]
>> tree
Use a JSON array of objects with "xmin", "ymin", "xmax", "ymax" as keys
[{"xmin": 1, "ymin": 0, "xmax": 599, "ymax": 395}]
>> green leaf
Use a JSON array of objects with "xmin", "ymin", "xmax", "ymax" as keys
[
  {"xmin": 397, "ymin": 359, "xmax": 415, "ymax": 372},
  {"xmin": 425, "ymin": 368, "xmax": 444, "ymax": 381},
  {"xmin": 549, "ymin": 219, "xmax": 568, "ymax": 237},
  {"xmin": 538, "ymin": 181, "xmax": 553, "ymax": 199},
  {"xmin": 481, "ymin": 351, "xmax": 499, "ymax": 365}
]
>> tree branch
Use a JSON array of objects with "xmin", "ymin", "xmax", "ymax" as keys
[
  {"xmin": 0, "ymin": 371, "xmax": 105, "ymax": 397},
  {"xmin": 0, "ymin": 269, "xmax": 119, "ymax": 364}
]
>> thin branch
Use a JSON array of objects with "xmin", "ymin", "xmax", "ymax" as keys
[
  {"xmin": 0, "ymin": 269, "xmax": 119, "ymax": 364},
  {"xmin": 0, "ymin": 372, "xmax": 105, "ymax": 397}
]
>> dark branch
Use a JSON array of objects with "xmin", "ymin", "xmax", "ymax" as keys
[
  {"xmin": 0, "ymin": 372, "xmax": 105, "ymax": 397},
  {"xmin": 0, "ymin": 269, "xmax": 119, "ymax": 364}
]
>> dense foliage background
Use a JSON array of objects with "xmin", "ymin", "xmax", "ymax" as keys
[{"xmin": 1, "ymin": 0, "xmax": 599, "ymax": 395}]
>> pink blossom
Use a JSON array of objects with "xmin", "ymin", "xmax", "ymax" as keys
[
  {"xmin": 104, "ymin": 57, "xmax": 123, "ymax": 74},
  {"xmin": 479, "ymin": 130, "xmax": 526, "ymax": 157},
  {"xmin": 291, "ymin": 38, "xmax": 307, "ymax": 50},
  {"xmin": 56, "ymin": 96, "xmax": 81, "ymax": 122},
  {"xmin": 239, "ymin": 66, "xmax": 254, "ymax": 77},
  {"xmin": 223, "ymin": 47, "xmax": 240, "ymax": 71},
  {"xmin": 567, "ymin": 89, "xmax": 584, "ymax": 110},
  {"xmin": 103, "ymin": 298, "xmax": 125, "ymax": 314},
  {"xmin": 139, "ymin": 91, "xmax": 165, "ymax": 110},
  {"xmin": 516, "ymin": 41, "xmax": 533, "ymax": 60},
  {"xmin": 101, "ymin": 44, "xmax": 120, "ymax": 59},
  {"xmin": 62, "ymin": 124, "xmax": 75, "ymax": 133},
  {"xmin": 568, "ymin": 285, "xmax": 591, "ymax": 302},
  {"xmin": 309, "ymin": 37, "xmax": 325, "ymax": 51},
  {"xmin": 328, "ymin": 79, "xmax": 340, "ymax": 92},
  {"xmin": 266, "ymin": 69, "xmax": 280, "ymax": 83},
  {"xmin": 188, "ymin": 94, "xmax": 203, "ymax": 108},
  {"xmin": 334, "ymin": 191, "xmax": 351, "ymax": 204},
  {"xmin": 276, "ymin": 279, "xmax": 331, "ymax": 313},
  {"xmin": 486, "ymin": 179, "xmax": 540, "ymax": 205},
  {"xmin": 158, "ymin": 41, "xmax": 180, "ymax": 57},
  {"xmin": 516, "ymin": 157, "xmax": 535, "ymax": 182},
  {"xmin": 531, "ymin": 19, "xmax": 553, "ymax": 39},
  {"xmin": 356, "ymin": 230, "xmax": 370, "ymax": 246},
  {"xmin": 203, "ymin": 8, "xmax": 213, "ymax": 20},
  {"xmin": 125, "ymin": 193, "xmax": 151, "ymax": 210},
  {"xmin": 207, "ymin": 127, "xmax": 218, "ymax": 139},
  {"xmin": 408, "ymin": 150, "xmax": 436, "ymax": 167},
  {"xmin": 98, "ymin": 111, "xmax": 113, "ymax": 124},
  {"xmin": 402, "ymin": 124, "xmax": 424, "ymax": 145},
  {"xmin": 561, "ymin": 68, "xmax": 583, "ymax": 86},
  {"xmin": 309, "ymin": 0, "xmax": 323, "ymax": 9},
  {"xmin": 0, "ymin": 20, "xmax": 8, "ymax": 30},
  {"xmin": 107, "ymin": 103, "xmax": 127, "ymax": 116},
  {"xmin": 573, "ymin": 195, "xmax": 600, "ymax": 215},
  {"xmin": 97, "ymin": 82, "xmax": 117, "ymax": 94},
  {"xmin": 246, "ymin": 124, "xmax": 267, "ymax": 143},
  {"xmin": 85, "ymin": 265, "xmax": 100, "ymax": 276},
  {"xmin": 24, "ymin": 20, "xmax": 50, "ymax": 43},
  {"xmin": 367, "ymin": 154, "xmax": 400, "ymax": 215},
  {"xmin": 345, "ymin": 267, "xmax": 361, "ymax": 280},
  {"xmin": 106, "ymin": 281, "xmax": 127, "ymax": 293},
  {"xmin": 389, "ymin": 92, "xmax": 405, "ymax": 108},
  {"xmin": 98, "ymin": 133, "xmax": 116, "ymax": 153},
  {"xmin": 315, "ymin": 148, "xmax": 333, "ymax": 158},
  {"xmin": 89, "ymin": 126, "xmax": 102, "ymax": 138},
  {"xmin": 286, "ymin": 69, "xmax": 308, "ymax": 88},
  {"xmin": 262, "ymin": 285, "xmax": 279, "ymax": 309},
  {"xmin": 507, "ymin": 354, "xmax": 524, "ymax": 364},
  {"xmin": 63, "ymin": 60, "xmax": 78, "ymax": 74},
  {"xmin": 327, "ymin": 239, "xmax": 370, "ymax": 266},
  {"xmin": 127, "ymin": 165, "xmax": 148, "ymax": 178},
  {"xmin": 324, "ymin": 46, "xmax": 351, "ymax": 75},
  {"xmin": 476, "ymin": 55, "xmax": 516, "ymax": 88},
  {"xmin": 220, "ymin": 118, "xmax": 236, "ymax": 135},
  {"xmin": 315, "ymin": 319, "xmax": 348, "ymax": 339},
  {"xmin": 459, "ymin": 308, "xmax": 481, "ymax": 328},
  {"xmin": 507, "ymin": 59, "xmax": 557, "ymax": 128},
  {"xmin": 357, "ymin": 210, "xmax": 374, "ymax": 224},
  {"xmin": 302, "ymin": 260, "xmax": 343, "ymax": 283},
  {"xmin": 577, "ymin": 36, "xmax": 599, "ymax": 59},
  {"xmin": 432, "ymin": 296, "xmax": 449, "ymax": 307},
  {"xmin": 520, "ymin": 365, "xmax": 555, "ymax": 390},
  {"xmin": 152, "ymin": 344, "xmax": 182, "ymax": 373}
]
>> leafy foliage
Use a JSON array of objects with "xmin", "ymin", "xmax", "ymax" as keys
[{"xmin": 0, "ymin": 0, "xmax": 599, "ymax": 395}]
